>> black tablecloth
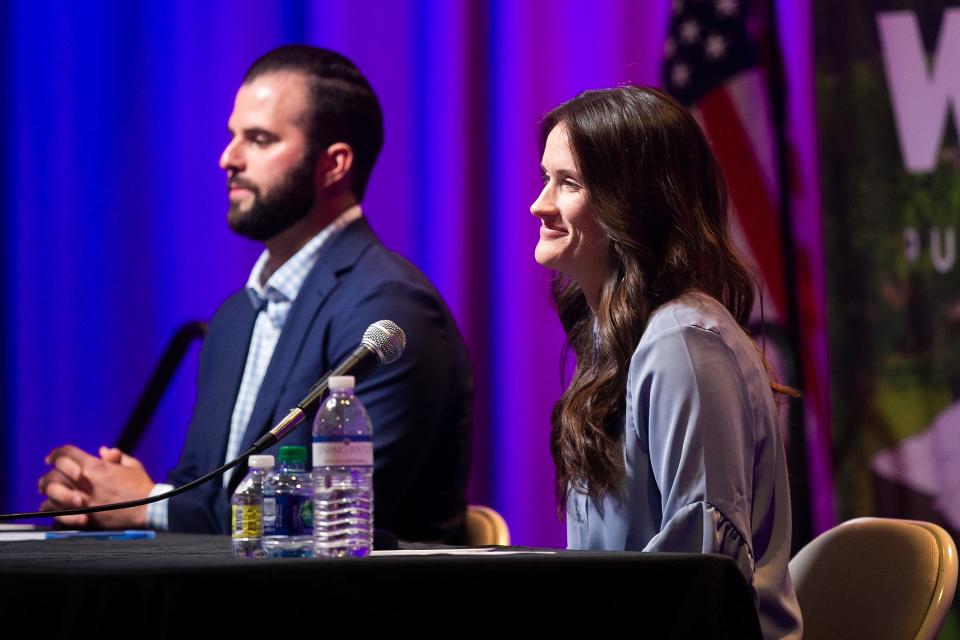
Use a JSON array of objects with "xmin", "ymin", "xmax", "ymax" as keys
[{"xmin": 0, "ymin": 533, "xmax": 761, "ymax": 637}]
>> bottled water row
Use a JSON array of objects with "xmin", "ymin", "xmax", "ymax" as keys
[{"xmin": 231, "ymin": 376, "xmax": 374, "ymax": 559}]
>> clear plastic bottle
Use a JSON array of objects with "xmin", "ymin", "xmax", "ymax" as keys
[
  {"xmin": 312, "ymin": 375, "xmax": 374, "ymax": 558},
  {"xmin": 263, "ymin": 445, "xmax": 313, "ymax": 557},
  {"xmin": 231, "ymin": 454, "xmax": 274, "ymax": 558}
]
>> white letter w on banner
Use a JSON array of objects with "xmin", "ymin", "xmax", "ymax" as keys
[{"xmin": 878, "ymin": 9, "xmax": 960, "ymax": 174}]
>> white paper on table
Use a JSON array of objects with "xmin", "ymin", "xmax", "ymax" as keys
[{"xmin": 370, "ymin": 548, "xmax": 557, "ymax": 556}]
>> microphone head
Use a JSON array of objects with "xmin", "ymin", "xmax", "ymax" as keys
[{"xmin": 362, "ymin": 320, "xmax": 406, "ymax": 364}]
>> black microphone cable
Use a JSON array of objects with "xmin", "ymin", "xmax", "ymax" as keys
[
  {"xmin": 0, "ymin": 320, "xmax": 406, "ymax": 523},
  {"xmin": 0, "ymin": 444, "xmax": 262, "ymax": 522}
]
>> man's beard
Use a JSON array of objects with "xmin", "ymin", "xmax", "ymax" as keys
[{"xmin": 227, "ymin": 155, "xmax": 316, "ymax": 242}]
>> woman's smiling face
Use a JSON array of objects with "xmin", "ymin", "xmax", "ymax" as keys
[{"xmin": 530, "ymin": 123, "xmax": 608, "ymax": 299}]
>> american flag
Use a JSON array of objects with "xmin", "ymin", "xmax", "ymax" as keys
[
  {"xmin": 663, "ymin": 0, "xmax": 788, "ymax": 323},
  {"xmin": 663, "ymin": 0, "xmax": 838, "ymax": 540}
]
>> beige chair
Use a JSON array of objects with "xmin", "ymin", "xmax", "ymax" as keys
[
  {"xmin": 463, "ymin": 505, "xmax": 511, "ymax": 546},
  {"xmin": 789, "ymin": 517, "xmax": 957, "ymax": 640}
]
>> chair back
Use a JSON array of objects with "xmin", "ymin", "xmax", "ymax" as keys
[
  {"xmin": 789, "ymin": 517, "xmax": 957, "ymax": 640},
  {"xmin": 463, "ymin": 505, "xmax": 511, "ymax": 546}
]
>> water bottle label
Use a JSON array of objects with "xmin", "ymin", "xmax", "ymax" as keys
[
  {"xmin": 265, "ymin": 494, "xmax": 313, "ymax": 536},
  {"xmin": 262, "ymin": 497, "xmax": 277, "ymax": 534},
  {"xmin": 300, "ymin": 498, "xmax": 313, "ymax": 529},
  {"xmin": 312, "ymin": 435, "xmax": 373, "ymax": 466},
  {"xmin": 231, "ymin": 504, "xmax": 262, "ymax": 538}
]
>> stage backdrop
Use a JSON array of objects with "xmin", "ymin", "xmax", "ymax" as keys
[
  {"xmin": 1, "ymin": 0, "xmax": 826, "ymax": 547},
  {"xmin": 817, "ymin": 0, "xmax": 960, "ymax": 633}
]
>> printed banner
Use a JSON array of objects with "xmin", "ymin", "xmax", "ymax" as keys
[{"xmin": 816, "ymin": 0, "xmax": 960, "ymax": 632}]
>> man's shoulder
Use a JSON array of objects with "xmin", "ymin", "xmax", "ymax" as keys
[
  {"xmin": 357, "ymin": 242, "xmax": 435, "ymax": 287},
  {"xmin": 318, "ymin": 227, "xmax": 443, "ymax": 302}
]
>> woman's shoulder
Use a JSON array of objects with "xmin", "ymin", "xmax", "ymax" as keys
[
  {"xmin": 631, "ymin": 291, "xmax": 772, "ymax": 407},
  {"xmin": 640, "ymin": 290, "xmax": 743, "ymax": 348}
]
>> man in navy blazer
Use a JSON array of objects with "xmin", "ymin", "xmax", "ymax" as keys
[{"xmin": 38, "ymin": 46, "xmax": 473, "ymax": 543}]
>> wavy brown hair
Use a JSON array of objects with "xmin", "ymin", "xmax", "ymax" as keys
[{"xmin": 544, "ymin": 86, "xmax": 758, "ymax": 512}]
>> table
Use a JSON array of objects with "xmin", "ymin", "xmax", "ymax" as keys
[{"xmin": 0, "ymin": 533, "xmax": 761, "ymax": 637}]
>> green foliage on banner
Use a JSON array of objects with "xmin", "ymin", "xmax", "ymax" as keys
[
  {"xmin": 817, "ymin": 0, "xmax": 960, "ymax": 634},
  {"xmin": 818, "ymin": 0, "xmax": 960, "ymax": 517}
]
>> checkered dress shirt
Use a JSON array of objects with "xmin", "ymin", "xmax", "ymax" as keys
[{"xmin": 147, "ymin": 206, "xmax": 361, "ymax": 529}]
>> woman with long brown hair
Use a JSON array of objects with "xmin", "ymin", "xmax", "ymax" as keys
[{"xmin": 531, "ymin": 86, "xmax": 802, "ymax": 639}]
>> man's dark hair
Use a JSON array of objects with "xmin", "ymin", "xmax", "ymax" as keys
[{"xmin": 244, "ymin": 45, "xmax": 384, "ymax": 201}]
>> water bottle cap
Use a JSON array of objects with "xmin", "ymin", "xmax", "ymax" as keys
[
  {"xmin": 248, "ymin": 455, "xmax": 274, "ymax": 469},
  {"xmin": 278, "ymin": 445, "xmax": 307, "ymax": 463},
  {"xmin": 328, "ymin": 375, "xmax": 356, "ymax": 391}
]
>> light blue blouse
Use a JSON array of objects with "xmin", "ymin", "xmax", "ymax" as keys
[{"xmin": 566, "ymin": 292, "xmax": 802, "ymax": 640}]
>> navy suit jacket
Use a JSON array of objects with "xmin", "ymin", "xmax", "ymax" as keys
[{"xmin": 167, "ymin": 218, "xmax": 473, "ymax": 543}]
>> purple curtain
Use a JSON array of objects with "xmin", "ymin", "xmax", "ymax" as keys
[{"xmin": 1, "ymin": 0, "xmax": 829, "ymax": 546}]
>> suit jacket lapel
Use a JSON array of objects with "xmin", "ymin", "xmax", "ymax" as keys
[
  {"xmin": 208, "ymin": 292, "xmax": 259, "ymax": 467},
  {"xmin": 234, "ymin": 217, "xmax": 379, "ymax": 458}
]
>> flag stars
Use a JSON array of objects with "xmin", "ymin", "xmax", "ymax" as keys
[
  {"xmin": 716, "ymin": 0, "xmax": 739, "ymax": 17},
  {"xmin": 680, "ymin": 20, "xmax": 700, "ymax": 44},
  {"xmin": 664, "ymin": 0, "xmax": 754, "ymax": 97},
  {"xmin": 664, "ymin": 37, "xmax": 676, "ymax": 58},
  {"xmin": 705, "ymin": 34, "xmax": 727, "ymax": 59}
]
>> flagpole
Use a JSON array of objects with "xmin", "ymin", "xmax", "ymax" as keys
[{"xmin": 763, "ymin": 0, "xmax": 812, "ymax": 551}]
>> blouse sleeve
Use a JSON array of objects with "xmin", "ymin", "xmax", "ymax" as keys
[{"xmin": 630, "ymin": 324, "xmax": 760, "ymax": 591}]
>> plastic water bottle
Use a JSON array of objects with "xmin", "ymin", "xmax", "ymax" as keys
[
  {"xmin": 312, "ymin": 375, "xmax": 374, "ymax": 557},
  {"xmin": 231, "ymin": 454, "xmax": 274, "ymax": 558},
  {"xmin": 263, "ymin": 445, "xmax": 313, "ymax": 557}
]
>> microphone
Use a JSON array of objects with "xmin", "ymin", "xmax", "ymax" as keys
[
  {"xmin": 0, "ymin": 320, "xmax": 407, "ymax": 522},
  {"xmin": 252, "ymin": 320, "xmax": 406, "ymax": 452}
]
